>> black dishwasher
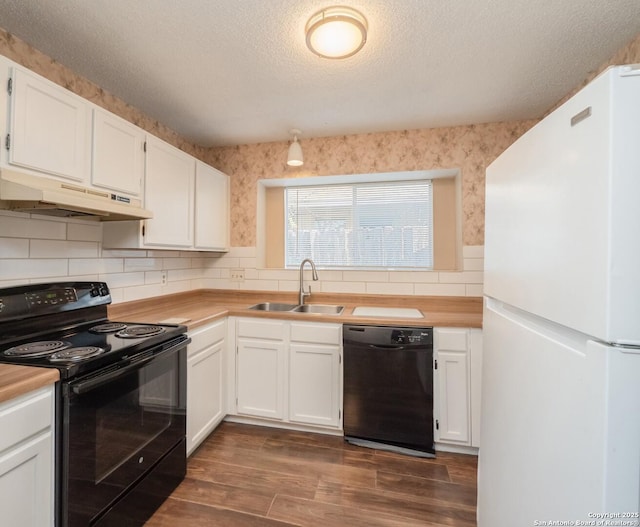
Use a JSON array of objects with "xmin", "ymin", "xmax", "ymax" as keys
[{"xmin": 343, "ymin": 324, "xmax": 435, "ymax": 457}]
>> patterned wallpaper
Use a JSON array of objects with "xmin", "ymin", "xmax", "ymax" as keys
[{"xmin": 206, "ymin": 121, "xmax": 537, "ymax": 247}]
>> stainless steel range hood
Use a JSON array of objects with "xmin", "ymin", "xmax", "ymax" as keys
[{"xmin": 0, "ymin": 169, "xmax": 152, "ymax": 220}]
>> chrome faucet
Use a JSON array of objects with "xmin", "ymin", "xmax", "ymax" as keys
[{"xmin": 298, "ymin": 258, "xmax": 319, "ymax": 305}]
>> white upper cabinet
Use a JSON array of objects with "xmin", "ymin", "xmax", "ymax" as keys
[
  {"xmin": 103, "ymin": 145, "xmax": 230, "ymax": 252},
  {"xmin": 144, "ymin": 136, "xmax": 195, "ymax": 247},
  {"xmin": 91, "ymin": 108, "xmax": 145, "ymax": 197},
  {"xmin": 7, "ymin": 66, "xmax": 90, "ymax": 183},
  {"xmin": 195, "ymin": 161, "xmax": 229, "ymax": 251}
]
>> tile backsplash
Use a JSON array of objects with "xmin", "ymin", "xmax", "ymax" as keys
[
  {"xmin": 0, "ymin": 210, "xmax": 484, "ymax": 303},
  {"xmin": 0, "ymin": 211, "xmax": 204, "ymax": 303},
  {"xmin": 200, "ymin": 246, "xmax": 484, "ymax": 298}
]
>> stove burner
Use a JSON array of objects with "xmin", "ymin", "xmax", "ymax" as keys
[
  {"xmin": 90, "ymin": 322, "xmax": 128, "ymax": 333},
  {"xmin": 115, "ymin": 325, "xmax": 165, "ymax": 339},
  {"xmin": 49, "ymin": 346, "xmax": 105, "ymax": 362},
  {"xmin": 3, "ymin": 340, "xmax": 70, "ymax": 358}
]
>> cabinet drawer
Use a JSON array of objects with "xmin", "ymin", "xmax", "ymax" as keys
[
  {"xmin": 290, "ymin": 322, "xmax": 341, "ymax": 345},
  {"xmin": 0, "ymin": 387, "xmax": 53, "ymax": 453},
  {"xmin": 237, "ymin": 318, "xmax": 286, "ymax": 340},
  {"xmin": 436, "ymin": 328, "xmax": 468, "ymax": 351},
  {"xmin": 189, "ymin": 319, "xmax": 226, "ymax": 354}
]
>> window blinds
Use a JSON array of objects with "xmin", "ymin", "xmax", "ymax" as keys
[{"xmin": 285, "ymin": 180, "xmax": 433, "ymax": 269}]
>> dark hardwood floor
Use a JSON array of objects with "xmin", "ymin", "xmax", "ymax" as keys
[{"xmin": 145, "ymin": 422, "xmax": 478, "ymax": 526}]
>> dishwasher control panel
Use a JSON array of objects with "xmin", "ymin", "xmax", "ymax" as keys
[
  {"xmin": 343, "ymin": 325, "xmax": 433, "ymax": 347},
  {"xmin": 391, "ymin": 329, "xmax": 431, "ymax": 345}
]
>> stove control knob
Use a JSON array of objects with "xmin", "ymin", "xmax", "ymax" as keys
[
  {"xmin": 0, "ymin": 300, "xmax": 4, "ymax": 313},
  {"xmin": 90, "ymin": 288, "xmax": 99, "ymax": 297},
  {"xmin": 99, "ymin": 287, "xmax": 109, "ymax": 296}
]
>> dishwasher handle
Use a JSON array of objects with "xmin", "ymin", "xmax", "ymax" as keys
[
  {"xmin": 368, "ymin": 344, "xmax": 406, "ymax": 350},
  {"xmin": 343, "ymin": 340, "xmax": 411, "ymax": 351}
]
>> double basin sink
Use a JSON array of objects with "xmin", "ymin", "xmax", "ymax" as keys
[{"xmin": 248, "ymin": 302, "xmax": 344, "ymax": 315}]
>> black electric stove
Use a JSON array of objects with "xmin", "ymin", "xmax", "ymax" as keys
[
  {"xmin": 0, "ymin": 282, "xmax": 186, "ymax": 378},
  {"xmin": 0, "ymin": 281, "xmax": 189, "ymax": 527}
]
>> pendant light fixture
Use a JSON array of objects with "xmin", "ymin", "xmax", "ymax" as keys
[
  {"xmin": 305, "ymin": 6, "xmax": 368, "ymax": 59},
  {"xmin": 287, "ymin": 129, "xmax": 304, "ymax": 167}
]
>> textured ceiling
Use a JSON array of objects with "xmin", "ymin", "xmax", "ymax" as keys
[{"xmin": 0, "ymin": 0, "xmax": 639, "ymax": 147}]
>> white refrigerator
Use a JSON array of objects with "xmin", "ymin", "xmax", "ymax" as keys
[{"xmin": 479, "ymin": 64, "xmax": 640, "ymax": 525}]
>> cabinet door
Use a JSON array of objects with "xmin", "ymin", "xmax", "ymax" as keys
[
  {"xmin": 236, "ymin": 338, "xmax": 285, "ymax": 420},
  {"xmin": 0, "ymin": 432, "xmax": 53, "ymax": 527},
  {"xmin": 436, "ymin": 350, "xmax": 470, "ymax": 444},
  {"xmin": 9, "ymin": 67, "xmax": 89, "ymax": 183},
  {"xmin": 92, "ymin": 108, "xmax": 145, "ymax": 196},
  {"xmin": 195, "ymin": 161, "xmax": 229, "ymax": 251},
  {"xmin": 144, "ymin": 137, "xmax": 195, "ymax": 247},
  {"xmin": 289, "ymin": 343, "xmax": 341, "ymax": 427},
  {"xmin": 187, "ymin": 339, "xmax": 224, "ymax": 455}
]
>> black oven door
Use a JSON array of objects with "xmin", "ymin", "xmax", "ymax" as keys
[{"xmin": 61, "ymin": 337, "xmax": 187, "ymax": 527}]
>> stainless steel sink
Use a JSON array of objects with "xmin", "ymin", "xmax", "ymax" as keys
[
  {"xmin": 291, "ymin": 304, "xmax": 345, "ymax": 315},
  {"xmin": 247, "ymin": 302, "xmax": 298, "ymax": 312},
  {"xmin": 247, "ymin": 302, "xmax": 344, "ymax": 315}
]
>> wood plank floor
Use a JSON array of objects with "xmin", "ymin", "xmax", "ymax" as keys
[{"xmin": 145, "ymin": 422, "xmax": 478, "ymax": 527}]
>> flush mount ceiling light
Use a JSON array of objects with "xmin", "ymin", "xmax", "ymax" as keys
[
  {"xmin": 287, "ymin": 129, "xmax": 304, "ymax": 167},
  {"xmin": 305, "ymin": 6, "xmax": 368, "ymax": 59}
]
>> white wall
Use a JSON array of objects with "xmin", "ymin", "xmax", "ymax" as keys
[{"xmin": 0, "ymin": 211, "xmax": 484, "ymax": 302}]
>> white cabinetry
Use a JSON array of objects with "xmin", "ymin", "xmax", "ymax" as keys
[
  {"xmin": 0, "ymin": 386, "xmax": 54, "ymax": 527},
  {"xmin": 144, "ymin": 137, "xmax": 195, "ymax": 247},
  {"xmin": 232, "ymin": 318, "xmax": 342, "ymax": 431},
  {"xmin": 434, "ymin": 327, "xmax": 482, "ymax": 449},
  {"xmin": 7, "ymin": 66, "xmax": 90, "ymax": 183},
  {"xmin": 435, "ymin": 329, "xmax": 470, "ymax": 444},
  {"xmin": 187, "ymin": 320, "xmax": 226, "ymax": 455},
  {"xmin": 103, "ymin": 136, "xmax": 195, "ymax": 249},
  {"xmin": 236, "ymin": 319, "xmax": 287, "ymax": 420},
  {"xmin": 102, "ymin": 142, "xmax": 230, "ymax": 252},
  {"xmin": 289, "ymin": 322, "xmax": 341, "ymax": 428},
  {"xmin": 195, "ymin": 161, "xmax": 229, "ymax": 251},
  {"xmin": 91, "ymin": 108, "xmax": 145, "ymax": 197}
]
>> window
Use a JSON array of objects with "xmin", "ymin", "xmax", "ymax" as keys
[{"xmin": 285, "ymin": 180, "xmax": 433, "ymax": 269}]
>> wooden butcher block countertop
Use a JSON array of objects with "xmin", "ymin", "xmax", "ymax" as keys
[
  {"xmin": 108, "ymin": 289, "xmax": 483, "ymax": 331},
  {"xmin": 0, "ymin": 364, "xmax": 59, "ymax": 404}
]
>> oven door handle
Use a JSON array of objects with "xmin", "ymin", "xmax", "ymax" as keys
[{"xmin": 71, "ymin": 338, "xmax": 188, "ymax": 395}]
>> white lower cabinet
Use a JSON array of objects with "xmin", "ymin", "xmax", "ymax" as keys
[
  {"xmin": 434, "ymin": 327, "xmax": 482, "ymax": 448},
  {"xmin": 187, "ymin": 320, "xmax": 226, "ymax": 455},
  {"xmin": 289, "ymin": 322, "xmax": 341, "ymax": 428},
  {"xmin": 233, "ymin": 318, "xmax": 342, "ymax": 430},
  {"xmin": 236, "ymin": 319, "xmax": 287, "ymax": 420},
  {"xmin": 0, "ymin": 385, "xmax": 54, "ymax": 527}
]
